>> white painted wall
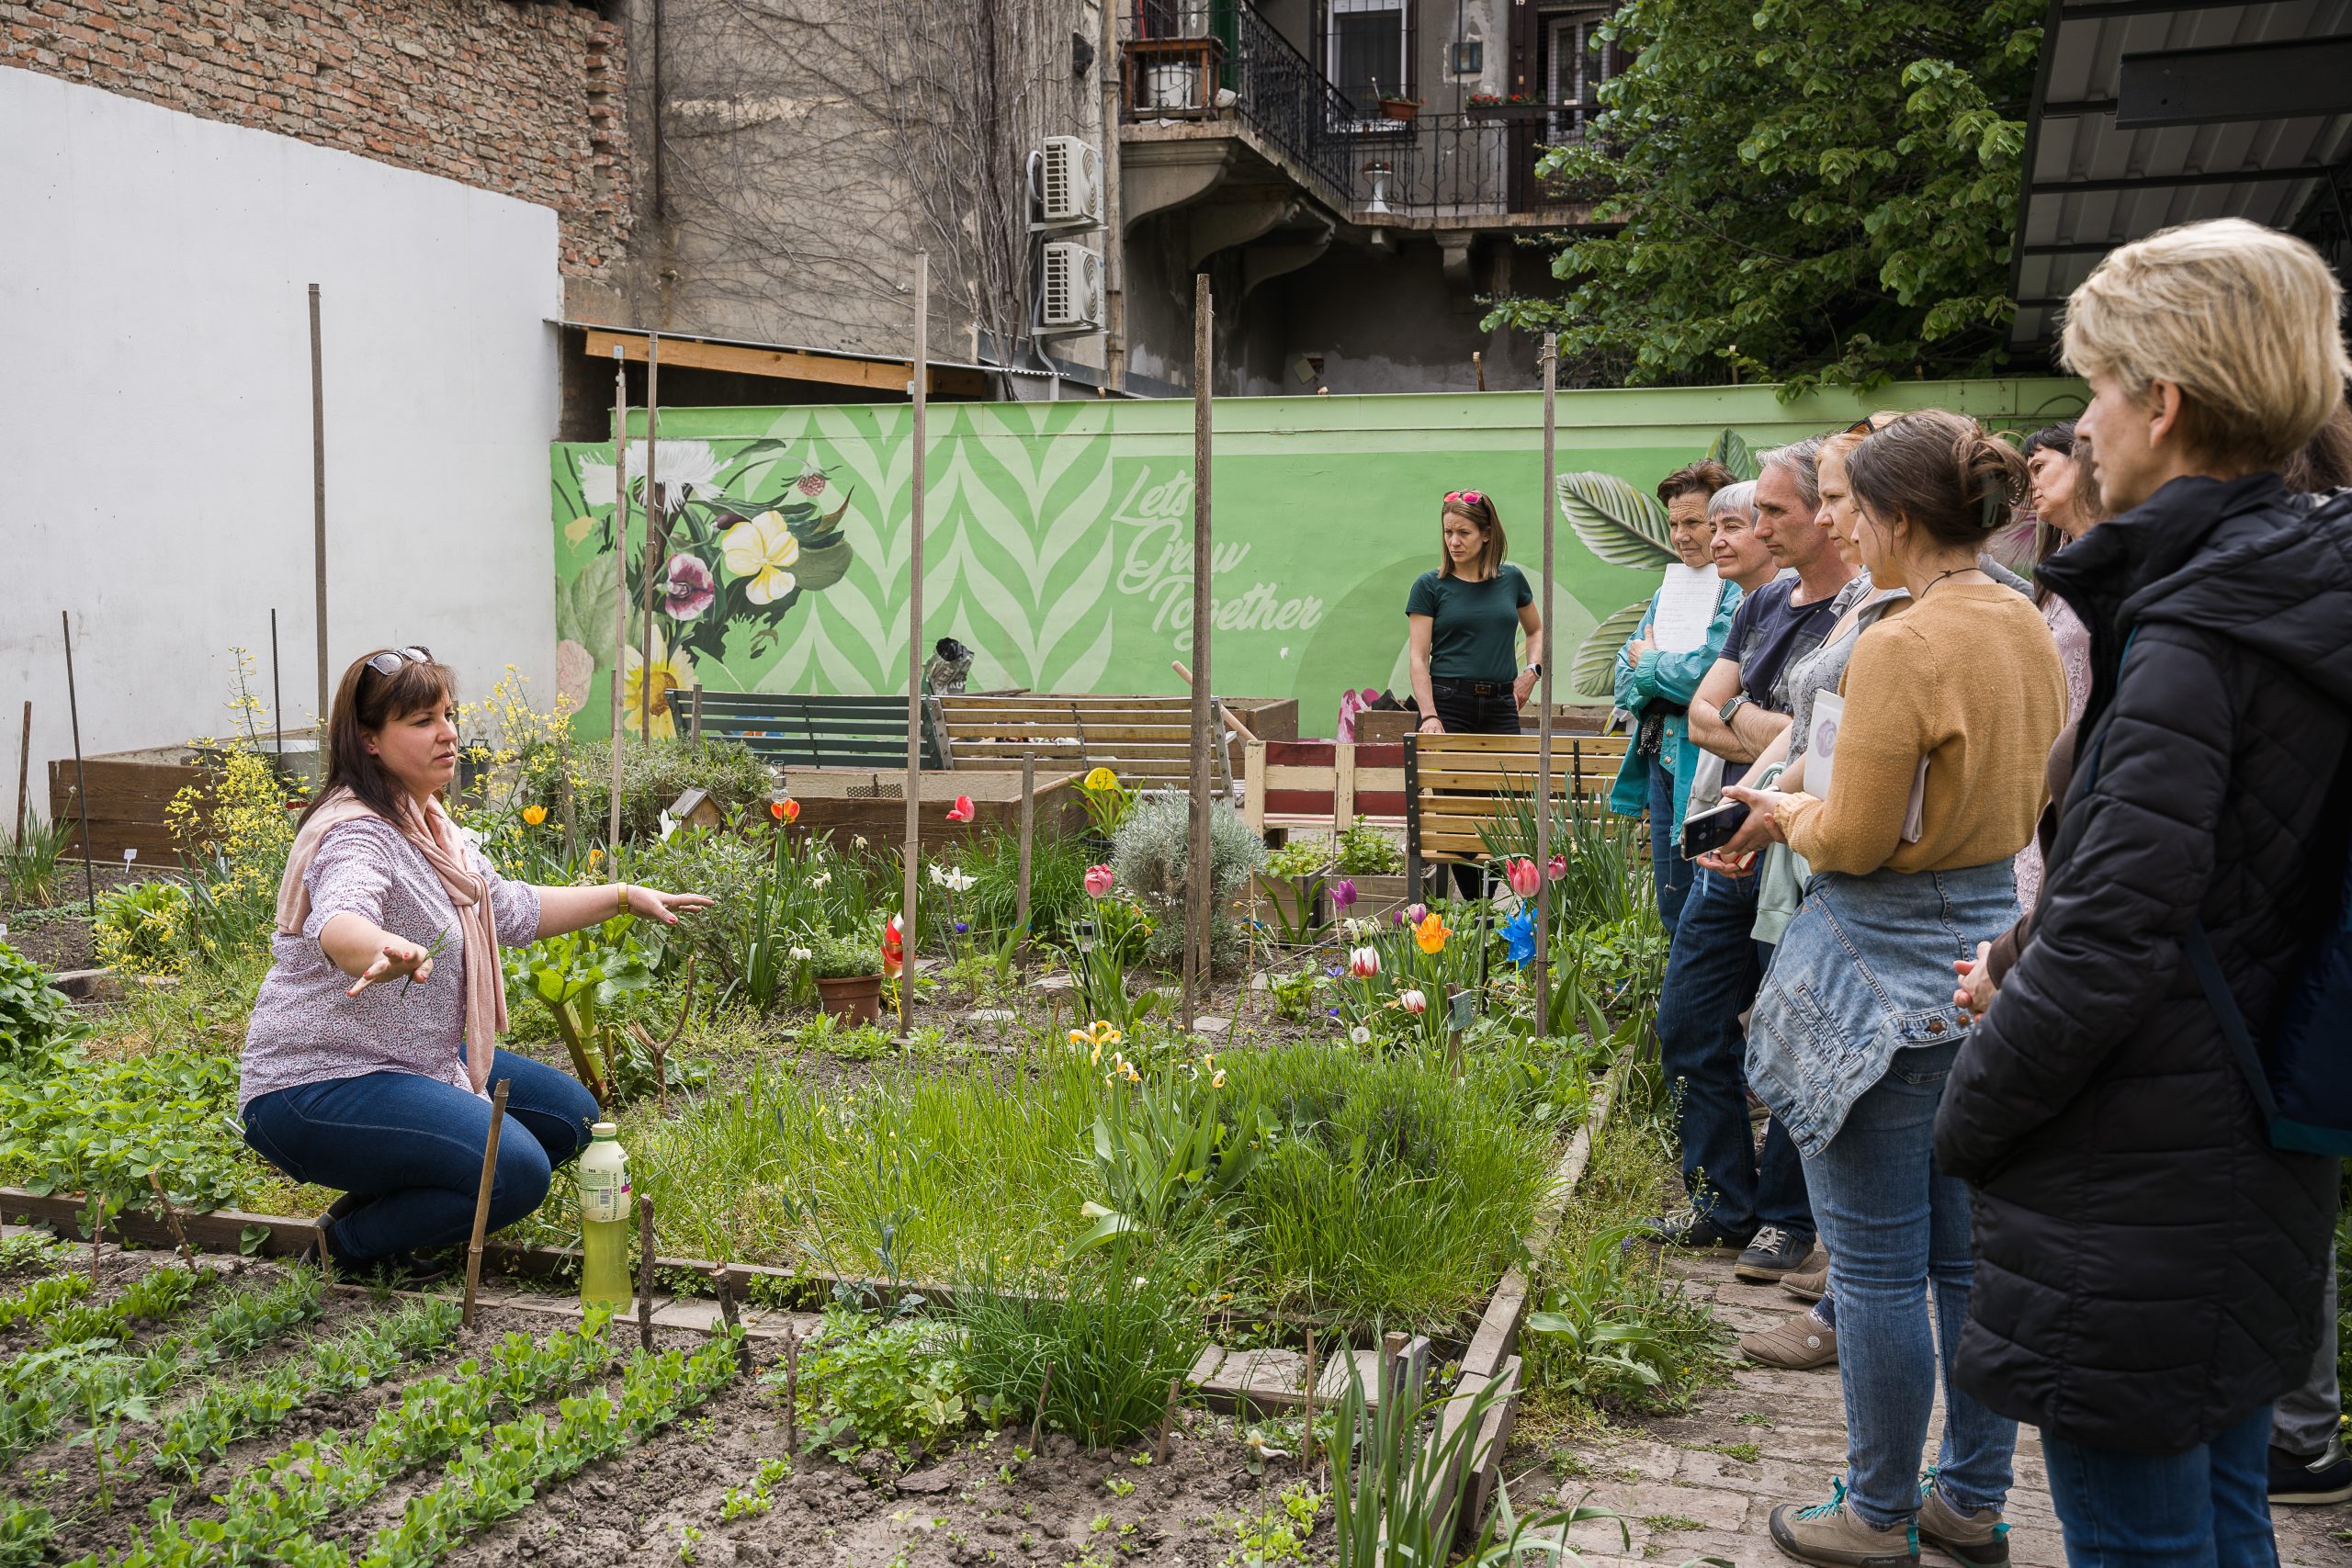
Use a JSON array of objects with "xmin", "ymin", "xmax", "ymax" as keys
[{"xmin": 0, "ymin": 68, "xmax": 562, "ymax": 813}]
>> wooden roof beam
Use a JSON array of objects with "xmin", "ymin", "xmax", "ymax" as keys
[{"xmin": 583, "ymin": 328, "xmax": 991, "ymax": 399}]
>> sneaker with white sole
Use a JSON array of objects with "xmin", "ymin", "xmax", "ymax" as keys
[
  {"xmin": 1736, "ymin": 1224, "xmax": 1815, "ymax": 1282},
  {"xmin": 1917, "ymin": 1471, "xmax": 2009, "ymax": 1567},
  {"xmin": 2267, "ymin": 1436, "xmax": 2352, "ymax": 1505},
  {"xmin": 1769, "ymin": 1479, "xmax": 1918, "ymax": 1567},
  {"xmin": 1740, "ymin": 1303, "xmax": 1838, "ymax": 1370}
]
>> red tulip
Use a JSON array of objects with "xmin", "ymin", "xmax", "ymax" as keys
[
  {"xmin": 1084, "ymin": 863, "xmax": 1116, "ymax": 897},
  {"xmin": 1506, "ymin": 857, "xmax": 1541, "ymax": 899},
  {"xmin": 946, "ymin": 795, "xmax": 975, "ymax": 822}
]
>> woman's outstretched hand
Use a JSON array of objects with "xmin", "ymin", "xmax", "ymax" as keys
[
  {"xmin": 621, "ymin": 886, "xmax": 715, "ymax": 926},
  {"xmin": 348, "ymin": 936, "xmax": 432, "ymax": 998}
]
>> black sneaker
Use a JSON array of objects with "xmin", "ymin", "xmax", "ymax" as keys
[
  {"xmin": 2267, "ymin": 1437, "xmax": 2352, "ymax": 1506},
  {"xmin": 1627, "ymin": 1209, "xmax": 1755, "ymax": 1254},
  {"xmin": 1735, "ymin": 1224, "xmax": 1815, "ymax": 1282}
]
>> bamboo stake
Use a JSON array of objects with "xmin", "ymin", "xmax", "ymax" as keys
[
  {"xmin": 461, "ymin": 1078, "xmax": 512, "ymax": 1329},
  {"xmin": 608, "ymin": 347, "xmax": 629, "ymax": 855},
  {"xmin": 640, "ymin": 334, "xmax": 661, "ymax": 743},
  {"xmin": 145, "ymin": 1173, "xmax": 199, "ymax": 1271},
  {"xmin": 1183, "ymin": 274, "xmax": 1215, "ymax": 1031},
  {"xmin": 62, "ymin": 613, "xmax": 94, "ymax": 915},
  {"xmin": 637, "ymin": 1194, "xmax": 658, "ymax": 1351},
  {"xmin": 1532, "ymin": 333, "xmax": 1557, "ymax": 1029},
  {"xmin": 900, "ymin": 253, "xmax": 929, "ymax": 1036},
  {"xmin": 1299, "ymin": 1328, "xmax": 1318, "ymax": 1472},
  {"xmin": 310, "ymin": 284, "xmax": 330, "ymax": 737}
]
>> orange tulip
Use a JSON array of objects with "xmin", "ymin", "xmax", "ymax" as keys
[{"xmin": 1413, "ymin": 910, "xmax": 1452, "ymax": 954}]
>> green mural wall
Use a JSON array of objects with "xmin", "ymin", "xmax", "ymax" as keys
[{"xmin": 549, "ymin": 378, "xmax": 2084, "ymax": 739}]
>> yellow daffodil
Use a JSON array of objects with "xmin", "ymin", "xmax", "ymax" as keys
[
  {"xmin": 1069, "ymin": 1028, "xmax": 1091, "ymax": 1047},
  {"xmin": 721, "ymin": 510, "xmax": 802, "ymax": 604},
  {"xmin": 521, "ymin": 804, "xmax": 548, "ymax": 827},
  {"xmin": 1414, "ymin": 910, "xmax": 1453, "ymax": 954},
  {"xmin": 621, "ymin": 626, "xmax": 695, "ymax": 740}
]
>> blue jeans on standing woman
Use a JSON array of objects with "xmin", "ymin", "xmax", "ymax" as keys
[
  {"xmin": 1651, "ymin": 865, "xmax": 1812, "ymax": 1243},
  {"xmin": 242, "ymin": 1048, "xmax": 598, "ymax": 1262},
  {"xmin": 1646, "ymin": 752, "xmax": 1692, "ymax": 933},
  {"xmin": 1430, "ymin": 677, "xmax": 1521, "ymax": 900},
  {"xmin": 2041, "ymin": 1403, "xmax": 2278, "ymax": 1568},
  {"xmin": 1804, "ymin": 1038, "xmax": 2014, "ymax": 1527}
]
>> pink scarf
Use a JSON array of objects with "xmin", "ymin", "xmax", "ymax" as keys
[{"xmin": 276, "ymin": 786, "xmax": 509, "ymax": 1094}]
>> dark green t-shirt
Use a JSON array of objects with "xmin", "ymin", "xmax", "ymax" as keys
[{"xmin": 1406, "ymin": 564, "xmax": 1532, "ymax": 680}]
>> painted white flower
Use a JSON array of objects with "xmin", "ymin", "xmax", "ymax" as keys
[
  {"xmin": 577, "ymin": 441, "xmax": 722, "ymax": 509},
  {"xmin": 721, "ymin": 510, "xmax": 802, "ymax": 604}
]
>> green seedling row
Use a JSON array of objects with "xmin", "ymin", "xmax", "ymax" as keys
[
  {"xmin": 345, "ymin": 1332, "xmax": 745, "ymax": 1568},
  {"xmin": 83, "ymin": 1311, "xmax": 621, "ymax": 1568},
  {"xmin": 0, "ymin": 1270, "xmax": 317, "ymax": 1465},
  {"xmin": 0, "ymin": 1500, "xmax": 57, "ymax": 1568},
  {"xmin": 150, "ymin": 1298, "xmax": 463, "ymax": 1481},
  {"xmin": 0, "ymin": 1272, "xmax": 92, "ymax": 1331},
  {"xmin": 10, "ymin": 1269, "xmax": 196, "ymax": 1364}
]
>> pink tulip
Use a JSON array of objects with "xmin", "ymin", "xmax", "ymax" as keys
[
  {"xmin": 1547, "ymin": 854, "xmax": 1567, "ymax": 882},
  {"xmin": 1506, "ymin": 858, "xmax": 1540, "ymax": 898},
  {"xmin": 946, "ymin": 795, "xmax": 975, "ymax": 822},
  {"xmin": 1398, "ymin": 988, "xmax": 1428, "ymax": 1015},
  {"xmin": 1331, "ymin": 877, "xmax": 1358, "ymax": 910},
  {"xmin": 1347, "ymin": 946, "xmax": 1381, "ymax": 979},
  {"xmin": 1400, "ymin": 902, "xmax": 1428, "ymax": 927},
  {"xmin": 1084, "ymin": 863, "xmax": 1116, "ymax": 898}
]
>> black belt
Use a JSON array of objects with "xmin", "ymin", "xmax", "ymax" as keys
[{"xmin": 1438, "ymin": 679, "xmax": 1506, "ymax": 697}]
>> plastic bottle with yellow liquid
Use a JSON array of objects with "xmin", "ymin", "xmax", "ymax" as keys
[{"xmin": 578, "ymin": 1121, "xmax": 634, "ymax": 1307}]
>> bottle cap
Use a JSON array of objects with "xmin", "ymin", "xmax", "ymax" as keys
[{"xmin": 591, "ymin": 1121, "xmax": 618, "ymax": 1138}]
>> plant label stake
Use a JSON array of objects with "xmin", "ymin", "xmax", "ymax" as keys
[
  {"xmin": 1030, "ymin": 1360, "xmax": 1056, "ymax": 1451},
  {"xmin": 461, "ymin": 1077, "xmax": 512, "ymax": 1328},
  {"xmin": 637, "ymin": 1193, "xmax": 659, "ymax": 1350},
  {"xmin": 145, "ymin": 1172, "xmax": 198, "ymax": 1271},
  {"xmin": 1155, "ymin": 1375, "xmax": 1181, "ymax": 1464}
]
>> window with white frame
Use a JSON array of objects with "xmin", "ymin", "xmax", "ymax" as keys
[{"xmin": 1541, "ymin": 6, "xmax": 1614, "ymax": 140}]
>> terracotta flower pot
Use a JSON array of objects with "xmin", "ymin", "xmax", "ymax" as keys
[{"xmin": 815, "ymin": 973, "xmax": 886, "ymax": 1026}]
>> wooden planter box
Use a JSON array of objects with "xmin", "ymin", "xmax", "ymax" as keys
[
  {"xmin": 1251, "ymin": 872, "xmax": 1326, "ymax": 938},
  {"xmin": 771, "ymin": 765, "xmax": 1086, "ymax": 846},
  {"xmin": 48, "ymin": 731, "xmax": 319, "ymax": 861},
  {"xmin": 1334, "ymin": 872, "xmax": 1412, "ymax": 924}
]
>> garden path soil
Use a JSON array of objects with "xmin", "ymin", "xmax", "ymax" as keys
[{"xmin": 1510, "ymin": 1250, "xmax": 2350, "ymax": 1566}]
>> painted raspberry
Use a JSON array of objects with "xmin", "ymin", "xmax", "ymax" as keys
[{"xmin": 796, "ymin": 470, "xmax": 828, "ymax": 495}]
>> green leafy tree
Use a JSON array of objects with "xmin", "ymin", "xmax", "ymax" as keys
[{"xmin": 1488, "ymin": 0, "xmax": 2042, "ymax": 396}]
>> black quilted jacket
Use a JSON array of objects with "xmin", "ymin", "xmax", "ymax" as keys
[{"xmin": 1935, "ymin": 472, "xmax": 2351, "ymax": 1455}]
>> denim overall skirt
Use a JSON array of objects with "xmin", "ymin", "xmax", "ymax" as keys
[{"xmin": 1745, "ymin": 860, "xmax": 2018, "ymax": 1157}]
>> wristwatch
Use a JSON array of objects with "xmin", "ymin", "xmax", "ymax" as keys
[
  {"xmin": 1524, "ymin": 662, "xmax": 1544, "ymax": 678},
  {"xmin": 1718, "ymin": 695, "xmax": 1751, "ymax": 724}
]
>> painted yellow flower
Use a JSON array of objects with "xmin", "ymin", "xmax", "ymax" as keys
[
  {"xmin": 1083, "ymin": 766, "xmax": 1119, "ymax": 792},
  {"xmin": 564, "ymin": 514, "xmax": 597, "ymax": 546},
  {"xmin": 521, "ymin": 804, "xmax": 548, "ymax": 827},
  {"xmin": 721, "ymin": 510, "xmax": 802, "ymax": 604},
  {"xmin": 1414, "ymin": 910, "xmax": 1452, "ymax": 954},
  {"xmin": 621, "ymin": 626, "xmax": 695, "ymax": 740}
]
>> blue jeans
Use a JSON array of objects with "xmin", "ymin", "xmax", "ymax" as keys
[
  {"xmin": 243, "ymin": 1049, "xmax": 598, "ymax": 1262},
  {"xmin": 2043, "ymin": 1404, "xmax": 2278, "ymax": 1568},
  {"xmin": 1653, "ymin": 866, "xmax": 1812, "ymax": 1240},
  {"xmin": 1804, "ymin": 1040, "xmax": 2014, "ymax": 1529},
  {"xmin": 1647, "ymin": 755, "xmax": 1692, "ymax": 934}
]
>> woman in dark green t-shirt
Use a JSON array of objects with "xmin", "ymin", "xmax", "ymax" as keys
[{"xmin": 1405, "ymin": 490, "xmax": 1544, "ymax": 738}]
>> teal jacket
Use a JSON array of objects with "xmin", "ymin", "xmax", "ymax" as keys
[{"xmin": 1606, "ymin": 579, "xmax": 1743, "ymax": 826}]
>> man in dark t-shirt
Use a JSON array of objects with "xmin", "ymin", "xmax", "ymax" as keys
[{"xmin": 1640, "ymin": 436, "xmax": 1857, "ymax": 1297}]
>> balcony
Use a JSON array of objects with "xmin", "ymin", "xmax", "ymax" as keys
[{"xmin": 1118, "ymin": 2, "xmax": 1593, "ymax": 231}]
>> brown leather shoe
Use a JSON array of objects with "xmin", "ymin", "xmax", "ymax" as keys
[
  {"xmin": 1770, "ymin": 1481, "xmax": 1918, "ymax": 1567},
  {"xmin": 1780, "ymin": 1243, "xmax": 1830, "ymax": 1303},
  {"xmin": 1740, "ymin": 1305, "xmax": 1837, "ymax": 1370}
]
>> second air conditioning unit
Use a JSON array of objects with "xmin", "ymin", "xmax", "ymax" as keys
[
  {"xmin": 1039, "ymin": 136, "xmax": 1103, "ymax": 229},
  {"xmin": 1038, "ymin": 243, "xmax": 1104, "ymax": 334}
]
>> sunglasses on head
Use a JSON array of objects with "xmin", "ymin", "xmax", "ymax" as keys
[
  {"xmin": 1443, "ymin": 490, "xmax": 1487, "ymax": 507},
  {"xmin": 365, "ymin": 646, "xmax": 434, "ymax": 679},
  {"xmin": 1845, "ymin": 414, "xmax": 1886, "ymax": 438}
]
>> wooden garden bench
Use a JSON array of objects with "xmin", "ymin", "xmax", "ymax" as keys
[
  {"xmin": 934, "ymin": 693, "xmax": 1238, "ymax": 793},
  {"xmin": 692, "ymin": 690, "xmax": 953, "ymax": 771},
  {"xmin": 1402, "ymin": 731, "xmax": 1633, "ymax": 892}
]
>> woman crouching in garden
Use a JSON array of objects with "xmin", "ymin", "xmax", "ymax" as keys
[
  {"xmin": 1723, "ymin": 412, "xmax": 2066, "ymax": 1562},
  {"xmin": 238, "ymin": 647, "xmax": 709, "ymax": 1282}
]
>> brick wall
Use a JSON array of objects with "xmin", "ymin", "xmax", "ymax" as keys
[{"xmin": 2, "ymin": 0, "xmax": 630, "ymax": 279}]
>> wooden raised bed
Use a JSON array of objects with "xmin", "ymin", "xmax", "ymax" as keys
[
  {"xmin": 48, "ymin": 731, "xmax": 319, "ymax": 861},
  {"xmin": 770, "ymin": 764, "xmax": 1087, "ymax": 845}
]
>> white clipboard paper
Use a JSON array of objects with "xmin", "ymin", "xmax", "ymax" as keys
[
  {"xmin": 1650, "ymin": 563, "xmax": 1721, "ymax": 655},
  {"xmin": 1807, "ymin": 690, "xmax": 1927, "ymax": 843}
]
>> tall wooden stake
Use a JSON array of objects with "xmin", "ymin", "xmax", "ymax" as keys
[
  {"xmin": 309, "ymin": 284, "xmax": 330, "ymax": 737},
  {"xmin": 900, "ymin": 253, "xmax": 930, "ymax": 1035},
  {"xmin": 269, "ymin": 609, "xmax": 285, "ymax": 757},
  {"xmin": 461, "ymin": 1077, "xmax": 512, "ymax": 1329},
  {"xmin": 639, "ymin": 334, "xmax": 662, "ymax": 742},
  {"xmin": 608, "ymin": 346, "xmax": 630, "ymax": 855},
  {"xmin": 145, "ymin": 1172, "xmax": 198, "ymax": 1270},
  {"xmin": 1182, "ymin": 274, "xmax": 1215, "ymax": 1030},
  {"xmin": 14, "ymin": 699, "xmax": 28, "ymax": 845},
  {"xmin": 1532, "ymin": 333, "xmax": 1558, "ymax": 1027},
  {"xmin": 637, "ymin": 1193, "xmax": 658, "ymax": 1351},
  {"xmin": 62, "ymin": 613, "xmax": 95, "ymax": 915},
  {"xmin": 1016, "ymin": 750, "xmax": 1035, "ymax": 943}
]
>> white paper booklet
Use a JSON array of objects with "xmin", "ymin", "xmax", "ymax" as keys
[
  {"xmin": 1806, "ymin": 690, "xmax": 1927, "ymax": 842},
  {"xmin": 1649, "ymin": 562, "xmax": 1721, "ymax": 654}
]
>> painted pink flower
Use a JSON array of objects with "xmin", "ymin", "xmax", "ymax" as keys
[
  {"xmin": 1084, "ymin": 863, "xmax": 1115, "ymax": 898},
  {"xmin": 662, "ymin": 553, "xmax": 717, "ymax": 620}
]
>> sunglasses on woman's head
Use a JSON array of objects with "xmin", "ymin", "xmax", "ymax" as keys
[
  {"xmin": 365, "ymin": 646, "xmax": 434, "ymax": 679},
  {"xmin": 1444, "ymin": 490, "xmax": 1487, "ymax": 507}
]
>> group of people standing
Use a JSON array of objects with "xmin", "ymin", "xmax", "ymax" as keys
[{"xmin": 1603, "ymin": 218, "xmax": 2352, "ymax": 1565}]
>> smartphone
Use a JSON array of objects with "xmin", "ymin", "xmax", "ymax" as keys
[{"xmin": 1679, "ymin": 800, "xmax": 1751, "ymax": 861}]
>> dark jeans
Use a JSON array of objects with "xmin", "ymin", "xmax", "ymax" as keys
[
  {"xmin": 1431, "ymin": 678, "xmax": 1521, "ymax": 899},
  {"xmin": 2043, "ymin": 1403, "xmax": 2278, "ymax": 1568},
  {"xmin": 243, "ymin": 1049, "xmax": 598, "ymax": 1262},
  {"xmin": 1652, "ymin": 866, "xmax": 1813, "ymax": 1241},
  {"xmin": 1647, "ymin": 754, "xmax": 1692, "ymax": 933}
]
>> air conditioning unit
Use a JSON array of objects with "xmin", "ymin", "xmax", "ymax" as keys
[
  {"xmin": 1038, "ymin": 136, "xmax": 1103, "ymax": 228},
  {"xmin": 1038, "ymin": 242, "xmax": 1104, "ymax": 334}
]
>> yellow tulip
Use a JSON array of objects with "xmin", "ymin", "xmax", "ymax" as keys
[{"xmin": 521, "ymin": 804, "xmax": 548, "ymax": 827}]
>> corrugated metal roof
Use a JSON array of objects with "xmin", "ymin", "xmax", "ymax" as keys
[{"xmin": 2011, "ymin": 0, "xmax": 2352, "ymax": 350}]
